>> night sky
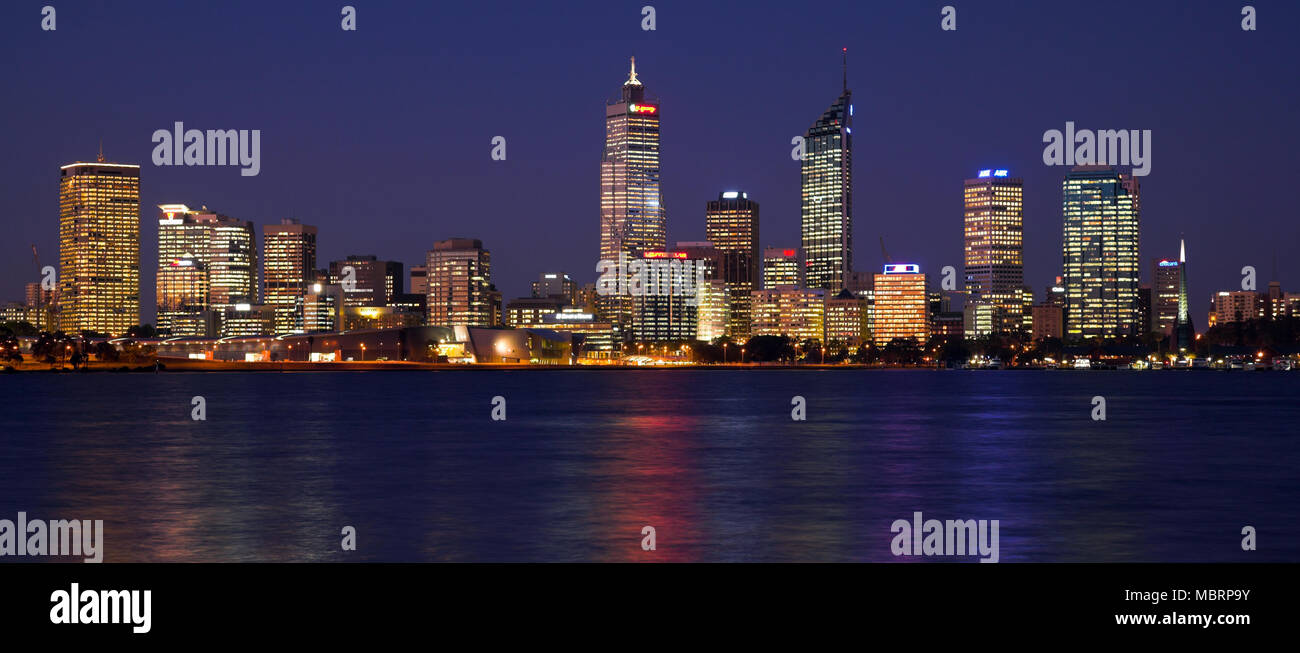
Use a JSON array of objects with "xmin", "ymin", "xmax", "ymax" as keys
[{"xmin": 3, "ymin": 0, "xmax": 1297, "ymax": 323}]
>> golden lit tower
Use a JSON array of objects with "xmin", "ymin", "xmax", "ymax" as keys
[
  {"xmin": 58, "ymin": 156, "xmax": 141, "ymax": 335},
  {"xmin": 872, "ymin": 264, "xmax": 929, "ymax": 345}
]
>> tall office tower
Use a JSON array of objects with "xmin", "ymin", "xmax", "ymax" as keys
[
  {"xmin": 205, "ymin": 211, "xmax": 258, "ymax": 308},
  {"xmin": 1151, "ymin": 257, "xmax": 1181, "ymax": 336},
  {"xmin": 155, "ymin": 204, "xmax": 257, "ymax": 335},
  {"xmin": 328, "ymin": 255, "xmax": 401, "ymax": 308},
  {"xmin": 872, "ymin": 264, "xmax": 929, "ymax": 345},
  {"xmin": 409, "ymin": 265, "xmax": 428, "ymax": 295},
  {"xmin": 263, "ymin": 219, "xmax": 318, "ymax": 334},
  {"xmin": 426, "ymin": 238, "xmax": 494, "ymax": 327},
  {"xmin": 599, "ymin": 57, "xmax": 666, "ymax": 329},
  {"xmin": 1061, "ymin": 166, "xmax": 1141, "ymax": 339},
  {"xmin": 1173, "ymin": 239, "xmax": 1195, "ymax": 352},
  {"xmin": 705, "ymin": 191, "xmax": 760, "ymax": 338},
  {"xmin": 763, "ymin": 247, "xmax": 802, "ymax": 289},
  {"xmin": 57, "ymin": 156, "xmax": 141, "ymax": 335},
  {"xmin": 963, "ymin": 169, "xmax": 1025, "ymax": 333},
  {"xmin": 532, "ymin": 272, "xmax": 579, "ymax": 304},
  {"xmin": 801, "ymin": 52, "xmax": 853, "ymax": 291},
  {"xmin": 156, "ymin": 205, "xmax": 212, "ymax": 336}
]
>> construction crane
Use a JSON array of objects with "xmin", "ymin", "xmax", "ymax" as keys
[
  {"xmin": 879, "ymin": 236, "xmax": 892, "ymax": 265},
  {"xmin": 31, "ymin": 244, "xmax": 44, "ymax": 332}
]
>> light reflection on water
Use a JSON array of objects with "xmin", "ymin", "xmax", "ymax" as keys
[{"xmin": 1, "ymin": 370, "xmax": 1295, "ymax": 562}]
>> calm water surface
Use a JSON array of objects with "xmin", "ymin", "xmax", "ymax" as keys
[{"xmin": 1, "ymin": 370, "xmax": 1296, "ymax": 562}]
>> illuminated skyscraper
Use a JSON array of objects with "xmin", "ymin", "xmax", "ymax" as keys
[
  {"xmin": 801, "ymin": 52, "xmax": 853, "ymax": 291},
  {"xmin": 427, "ymin": 238, "xmax": 495, "ymax": 327},
  {"xmin": 206, "ymin": 212, "xmax": 258, "ymax": 308},
  {"xmin": 963, "ymin": 169, "xmax": 1025, "ymax": 333},
  {"xmin": 263, "ymin": 219, "xmax": 318, "ymax": 334},
  {"xmin": 872, "ymin": 264, "xmax": 929, "ymax": 345},
  {"xmin": 705, "ymin": 191, "xmax": 760, "ymax": 338},
  {"xmin": 599, "ymin": 57, "xmax": 666, "ymax": 329},
  {"xmin": 1061, "ymin": 166, "xmax": 1141, "ymax": 339},
  {"xmin": 156, "ymin": 204, "xmax": 257, "ymax": 336},
  {"xmin": 156, "ymin": 206, "xmax": 211, "ymax": 336},
  {"xmin": 57, "ymin": 157, "xmax": 141, "ymax": 335}
]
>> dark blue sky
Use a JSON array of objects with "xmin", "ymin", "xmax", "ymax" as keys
[{"xmin": 3, "ymin": 0, "xmax": 1297, "ymax": 322}]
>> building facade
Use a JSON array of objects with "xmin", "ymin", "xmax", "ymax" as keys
[
  {"xmin": 750, "ymin": 288, "xmax": 826, "ymax": 343},
  {"xmin": 873, "ymin": 264, "xmax": 929, "ymax": 344},
  {"xmin": 963, "ymin": 169, "xmax": 1025, "ymax": 333},
  {"xmin": 263, "ymin": 219, "xmax": 318, "ymax": 334},
  {"xmin": 328, "ymin": 255, "xmax": 402, "ymax": 308},
  {"xmin": 800, "ymin": 75, "xmax": 853, "ymax": 291},
  {"xmin": 599, "ymin": 57, "xmax": 666, "ymax": 329},
  {"xmin": 763, "ymin": 247, "xmax": 802, "ymax": 289},
  {"xmin": 705, "ymin": 191, "xmax": 760, "ymax": 338},
  {"xmin": 426, "ymin": 238, "xmax": 496, "ymax": 328},
  {"xmin": 1061, "ymin": 166, "xmax": 1141, "ymax": 339}
]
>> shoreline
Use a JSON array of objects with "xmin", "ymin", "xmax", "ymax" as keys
[{"xmin": 0, "ymin": 357, "xmax": 1274, "ymax": 373}]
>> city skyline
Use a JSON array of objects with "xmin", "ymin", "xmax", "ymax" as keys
[{"xmin": 4, "ymin": 2, "xmax": 1299, "ymax": 323}]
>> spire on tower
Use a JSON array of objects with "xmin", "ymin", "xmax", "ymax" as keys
[
  {"xmin": 97, "ymin": 139, "xmax": 105, "ymax": 163},
  {"xmin": 1179, "ymin": 237, "xmax": 1185, "ymax": 264},
  {"xmin": 842, "ymin": 47, "xmax": 847, "ymax": 92},
  {"xmin": 625, "ymin": 56, "xmax": 642, "ymax": 86}
]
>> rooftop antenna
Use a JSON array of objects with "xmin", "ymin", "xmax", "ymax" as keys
[
  {"xmin": 97, "ymin": 139, "xmax": 105, "ymax": 163},
  {"xmin": 842, "ymin": 47, "xmax": 847, "ymax": 92}
]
